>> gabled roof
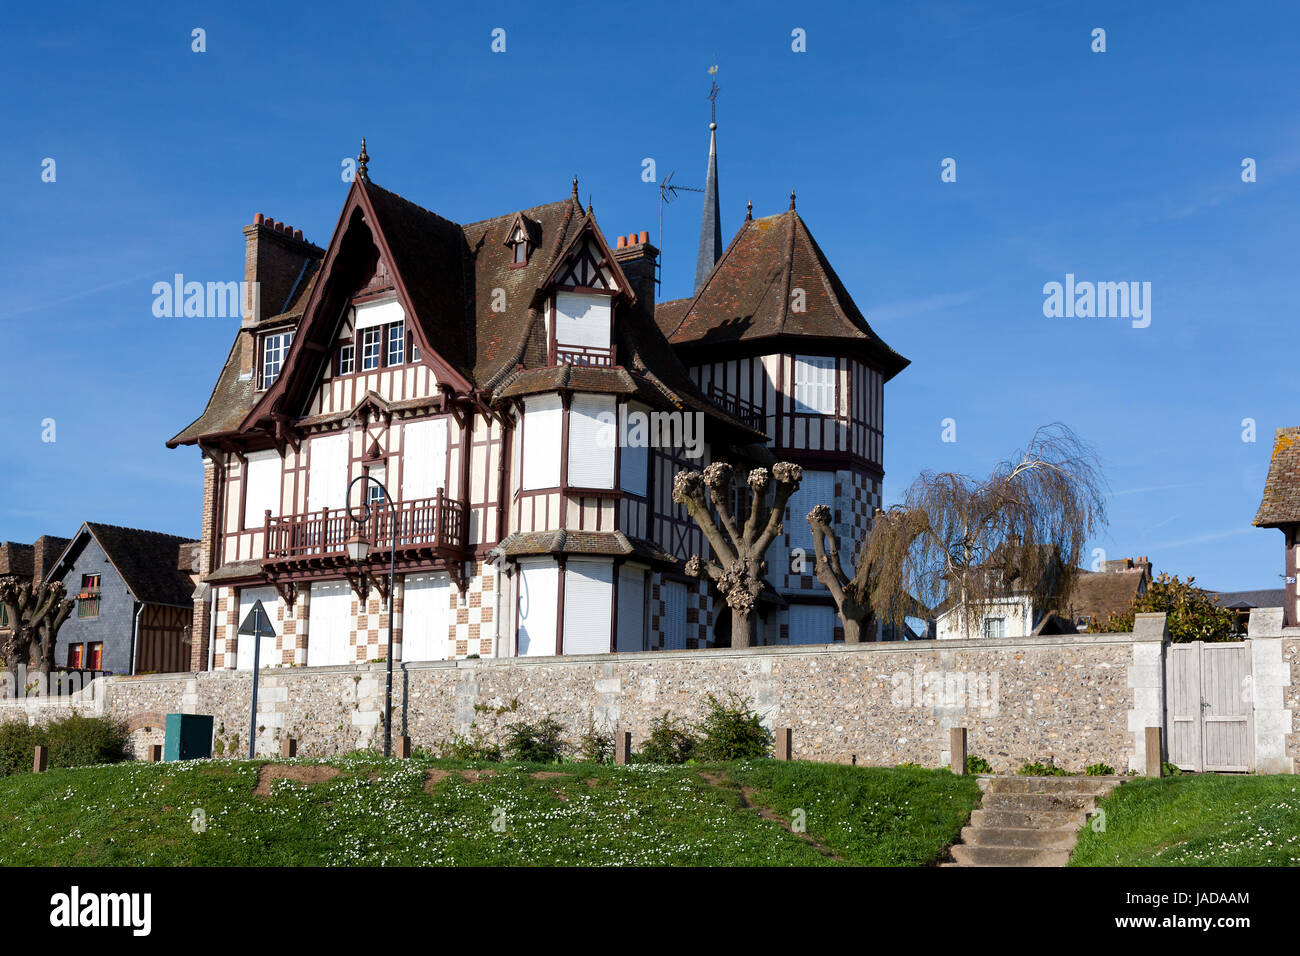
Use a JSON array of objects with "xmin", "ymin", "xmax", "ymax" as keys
[
  {"xmin": 48, "ymin": 523, "xmax": 199, "ymax": 608},
  {"xmin": 656, "ymin": 207, "xmax": 909, "ymax": 379},
  {"xmin": 1254, "ymin": 427, "xmax": 1300, "ymax": 527},
  {"xmin": 172, "ymin": 175, "xmax": 770, "ymax": 449}
]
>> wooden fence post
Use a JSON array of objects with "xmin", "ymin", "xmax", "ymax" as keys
[
  {"xmin": 615, "ymin": 731, "xmax": 632, "ymax": 765},
  {"xmin": 1145, "ymin": 727, "xmax": 1163, "ymax": 777},
  {"xmin": 775, "ymin": 727, "xmax": 792, "ymax": 761},
  {"xmin": 148, "ymin": 744, "xmax": 163, "ymax": 763},
  {"xmin": 950, "ymin": 727, "xmax": 968, "ymax": 774},
  {"xmin": 33, "ymin": 745, "xmax": 47, "ymax": 773},
  {"xmin": 281, "ymin": 738, "xmax": 298, "ymax": 759},
  {"xmin": 396, "ymin": 736, "xmax": 412, "ymax": 758}
]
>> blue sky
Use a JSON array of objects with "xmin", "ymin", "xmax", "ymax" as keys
[{"xmin": 1, "ymin": 0, "xmax": 1296, "ymax": 591}]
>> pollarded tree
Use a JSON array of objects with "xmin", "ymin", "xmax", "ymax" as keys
[
  {"xmin": 674, "ymin": 461, "xmax": 803, "ymax": 648},
  {"xmin": 806, "ymin": 504, "xmax": 878, "ymax": 644},
  {"xmin": 0, "ymin": 580, "xmax": 75, "ymax": 678},
  {"xmin": 862, "ymin": 423, "xmax": 1106, "ymax": 636}
]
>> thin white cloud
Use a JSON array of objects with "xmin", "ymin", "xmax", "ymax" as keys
[
  {"xmin": 1109, "ymin": 482, "xmax": 1202, "ymax": 498},
  {"xmin": 1149, "ymin": 527, "xmax": 1256, "ymax": 551}
]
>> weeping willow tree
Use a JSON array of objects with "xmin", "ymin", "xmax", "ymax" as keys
[
  {"xmin": 674, "ymin": 461, "xmax": 803, "ymax": 648},
  {"xmin": 0, "ymin": 580, "xmax": 75, "ymax": 679},
  {"xmin": 862, "ymin": 424, "xmax": 1106, "ymax": 636}
]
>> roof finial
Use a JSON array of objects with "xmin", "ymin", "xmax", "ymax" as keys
[
  {"xmin": 746, "ymin": 199, "xmax": 753, "ymax": 221},
  {"xmin": 789, "ymin": 188, "xmax": 796, "ymax": 210},
  {"xmin": 587, "ymin": 194, "xmax": 593, "ymax": 215},
  {"xmin": 572, "ymin": 175, "xmax": 579, "ymax": 198},
  {"xmin": 707, "ymin": 60, "xmax": 720, "ymax": 129},
  {"xmin": 357, "ymin": 138, "xmax": 369, "ymax": 181}
]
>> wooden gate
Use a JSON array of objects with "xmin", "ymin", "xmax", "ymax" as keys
[{"xmin": 1165, "ymin": 641, "xmax": 1253, "ymax": 772}]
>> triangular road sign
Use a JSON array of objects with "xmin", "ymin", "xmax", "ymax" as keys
[{"xmin": 238, "ymin": 600, "xmax": 277, "ymax": 638}]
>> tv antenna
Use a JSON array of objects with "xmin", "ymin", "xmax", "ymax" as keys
[{"xmin": 656, "ymin": 170, "xmax": 705, "ymax": 290}]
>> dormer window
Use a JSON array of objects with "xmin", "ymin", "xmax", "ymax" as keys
[
  {"xmin": 553, "ymin": 291, "xmax": 613, "ymax": 367},
  {"xmin": 506, "ymin": 216, "xmax": 532, "ymax": 268},
  {"xmin": 259, "ymin": 330, "xmax": 294, "ymax": 390}
]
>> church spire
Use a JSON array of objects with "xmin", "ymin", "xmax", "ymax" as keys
[{"xmin": 693, "ymin": 72, "xmax": 722, "ymax": 294}]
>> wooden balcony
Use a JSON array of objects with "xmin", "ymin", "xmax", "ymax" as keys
[
  {"xmin": 263, "ymin": 491, "xmax": 465, "ymax": 565},
  {"xmin": 708, "ymin": 384, "xmax": 763, "ymax": 431},
  {"xmin": 557, "ymin": 344, "xmax": 614, "ymax": 368}
]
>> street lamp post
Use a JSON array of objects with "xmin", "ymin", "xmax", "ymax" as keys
[{"xmin": 345, "ymin": 474, "xmax": 397, "ymax": 757}]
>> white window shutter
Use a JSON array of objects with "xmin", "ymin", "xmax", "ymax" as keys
[
  {"xmin": 567, "ymin": 394, "xmax": 616, "ymax": 489},
  {"xmin": 616, "ymin": 566, "xmax": 646, "ymax": 651},
  {"xmin": 243, "ymin": 451, "xmax": 282, "ymax": 526},
  {"xmin": 401, "ymin": 418, "xmax": 447, "ymax": 502},
  {"xmin": 522, "ymin": 395, "xmax": 562, "ymax": 490},
  {"xmin": 563, "ymin": 559, "xmax": 613, "ymax": 654},
  {"xmin": 517, "ymin": 558, "xmax": 558, "ymax": 656},
  {"xmin": 307, "ymin": 434, "xmax": 350, "ymax": 512},
  {"xmin": 663, "ymin": 582, "xmax": 687, "ymax": 650},
  {"xmin": 307, "ymin": 581, "xmax": 351, "ymax": 666},
  {"xmin": 402, "ymin": 573, "xmax": 449, "ymax": 661}
]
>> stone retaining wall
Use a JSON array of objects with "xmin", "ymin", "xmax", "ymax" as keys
[{"xmin": 0, "ymin": 615, "xmax": 1172, "ymax": 774}]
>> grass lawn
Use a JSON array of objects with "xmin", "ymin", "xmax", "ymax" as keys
[
  {"xmin": 1070, "ymin": 774, "xmax": 1300, "ymax": 866},
  {"xmin": 0, "ymin": 755, "xmax": 982, "ymax": 867}
]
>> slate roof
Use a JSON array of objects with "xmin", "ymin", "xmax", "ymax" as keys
[
  {"xmin": 1254, "ymin": 427, "xmax": 1300, "ymax": 527},
  {"xmin": 49, "ymin": 524, "xmax": 199, "ymax": 608},
  {"xmin": 656, "ymin": 208, "xmax": 909, "ymax": 379},
  {"xmin": 1210, "ymin": 589, "xmax": 1286, "ymax": 610}
]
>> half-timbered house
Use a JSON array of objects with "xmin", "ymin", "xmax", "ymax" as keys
[{"xmin": 169, "ymin": 132, "xmax": 908, "ymax": 670}]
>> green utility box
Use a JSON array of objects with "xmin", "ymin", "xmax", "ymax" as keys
[{"xmin": 163, "ymin": 713, "xmax": 214, "ymax": 762}]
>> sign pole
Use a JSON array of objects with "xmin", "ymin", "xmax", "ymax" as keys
[{"xmin": 248, "ymin": 604, "xmax": 261, "ymax": 759}]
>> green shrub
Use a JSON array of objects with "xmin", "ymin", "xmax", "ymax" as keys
[
  {"xmin": 694, "ymin": 693, "xmax": 772, "ymax": 762},
  {"xmin": 636, "ymin": 713, "xmax": 697, "ymax": 765},
  {"xmin": 1018, "ymin": 759, "xmax": 1070, "ymax": 777},
  {"xmin": 576, "ymin": 727, "xmax": 614, "ymax": 764},
  {"xmin": 44, "ymin": 715, "xmax": 129, "ymax": 769},
  {"xmin": 1162, "ymin": 761, "xmax": 1184, "ymax": 777},
  {"xmin": 966, "ymin": 754, "xmax": 992, "ymax": 774},
  {"xmin": 0, "ymin": 721, "xmax": 43, "ymax": 777},
  {"xmin": 1084, "ymin": 761, "xmax": 1115, "ymax": 776},
  {"xmin": 437, "ymin": 731, "xmax": 501, "ymax": 762},
  {"xmin": 503, "ymin": 716, "xmax": 569, "ymax": 763},
  {"xmin": 0, "ymin": 716, "xmax": 128, "ymax": 777}
]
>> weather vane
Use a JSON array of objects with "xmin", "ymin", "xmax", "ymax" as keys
[{"xmin": 707, "ymin": 61, "xmax": 719, "ymax": 126}]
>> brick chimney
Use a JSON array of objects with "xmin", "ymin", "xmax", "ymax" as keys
[
  {"xmin": 32, "ymin": 535, "xmax": 69, "ymax": 584},
  {"xmin": 238, "ymin": 213, "xmax": 324, "ymax": 378},
  {"xmin": 612, "ymin": 230, "xmax": 658, "ymax": 322}
]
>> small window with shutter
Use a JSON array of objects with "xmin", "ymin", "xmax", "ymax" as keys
[{"xmin": 793, "ymin": 355, "xmax": 837, "ymax": 414}]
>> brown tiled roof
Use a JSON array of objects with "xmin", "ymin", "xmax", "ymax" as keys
[
  {"xmin": 1064, "ymin": 568, "xmax": 1147, "ymax": 622},
  {"xmin": 655, "ymin": 208, "xmax": 909, "ymax": 379},
  {"xmin": 173, "ymin": 178, "xmax": 765, "ymax": 448},
  {"xmin": 168, "ymin": 333, "xmax": 253, "ymax": 447},
  {"xmin": 501, "ymin": 530, "xmax": 676, "ymax": 565},
  {"xmin": 1254, "ymin": 427, "xmax": 1300, "ymax": 527},
  {"xmin": 52, "ymin": 524, "xmax": 199, "ymax": 608}
]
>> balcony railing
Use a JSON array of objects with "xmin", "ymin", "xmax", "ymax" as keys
[
  {"xmin": 263, "ymin": 490, "xmax": 465, "ymax": 561},
  {"xmin": 708, "ymin": 384, "xmax": 763, "ymax": 430},
  {"xmin": 557, "ymin": 344, "xmax": 614, "ymax": 367}
]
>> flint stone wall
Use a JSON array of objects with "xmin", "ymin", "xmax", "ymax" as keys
[{"xmin": 0, "ymin": 619, "xmax": 1168, "ymax": 774}]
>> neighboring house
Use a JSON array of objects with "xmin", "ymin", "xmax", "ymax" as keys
[
  {"xmin": 167, "ymin": 123, "xmax": 907, "ymax": 670},
  {"xmin": 1253, "ymin": 425, "xmax": 1300, "ymax": 625},
  {"xmin": 1210, "ymin": 588, "xmax": 1287, "ymax": 634},
  {"xmin": 44, "ymin": 524, "xmax": 199, "ymax": 674},
  {"xmin": 0, "ymin": 535, "xmax": 71, "ymax": 661},
  {"xmin": 935, "ymin": 550, "xmax": 1151, "ymax": 639}
]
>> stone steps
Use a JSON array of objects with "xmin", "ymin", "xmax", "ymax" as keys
[{"xmin": 944, "ymin": 775, "xmax": 1123, "ymax": 868}]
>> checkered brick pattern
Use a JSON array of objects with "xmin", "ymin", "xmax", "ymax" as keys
[
  {"xmin": 451, "ymin": 561, "xmax": 496, "ymax": 658},
  {"xmin": 647, "ymin": 574, "xmax": 711, "ymax": 650}
]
